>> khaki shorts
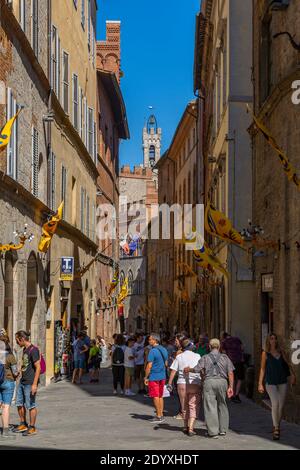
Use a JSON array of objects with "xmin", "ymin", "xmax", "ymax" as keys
[{"xmin": 125, "ymin": 367, "xmax": 134, "ymax": 377}]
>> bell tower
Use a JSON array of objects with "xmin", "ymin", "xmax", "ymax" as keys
[{"xmin": 142, "ymin": 115, "xmax": 162, "ymax": 169}]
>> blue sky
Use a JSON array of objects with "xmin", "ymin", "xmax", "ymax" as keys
[{"xmin": 96, "ymin": 0, "xmax": 200, "ymax": 168}]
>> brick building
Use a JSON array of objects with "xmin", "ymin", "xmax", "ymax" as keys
[
  {"xmin": 252, "ymin": 0, "xmax": 300, "ymax": 421},
  {"xmin": 95, "ymin": 21, "xmax": 129, "ymax": 341}
]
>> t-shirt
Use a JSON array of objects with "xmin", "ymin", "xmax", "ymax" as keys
[
  {"xmin": 170, "ymin": 350, "xmax": 201, "ymax": 385},
  {"xmin": 195, "ymin": 350, "xmax": 235, "ymax": 380},
  {"xmin": 194, "ymin": 343, "xmax": 209, "ymax": 357},
  {"xmin": 133, "ymin": 341, "xmax": 145, "ymax": 366},
  {"xmin": 221, "ymin": 336, "xmax": 243, "ymax": 363},
  {"xmin": 89, "ymin": 346, "xmax": 100, "ymax": 359},
  {"xmin": 21, "ymin": 345, "xmax": 40, "ymax": 385},
  {"xmin": 73, "ymin": 339, "xmax": 85, "ymax": 361},
  {"xmin": 83, "ymin": 335, "xmax": 91, "ymax": 348},
  {"xmin": 124, "ymin": 347, "xmax": 135, "ymax": 368},
  {"xmin": 4, "ymin": 352, "xmax": 17, "ymax": 382},
  {"xmin": 147, "ymin": 345, "xmax": 168, "ymax": 382}
]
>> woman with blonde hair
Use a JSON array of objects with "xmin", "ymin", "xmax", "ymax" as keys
[{"xmin": 258, "ymin": 333, "xmax": 296, "ymax": 440}]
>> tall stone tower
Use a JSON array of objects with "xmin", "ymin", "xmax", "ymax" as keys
[{"xmin": 143, "ymin": 115, "xmax": 162, "ymax": 169}]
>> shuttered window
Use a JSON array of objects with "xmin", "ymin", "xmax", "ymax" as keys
[
  {"xmin": 92, "ymin": 203, "xmax": 96, "ymax": 242},
  {"xmin": 48, "ymin": 152, "xmax": 56, "ymax": 210},
  {"xmin": 51, "ymin": 26, "xmax": 60, "ymax": 97},
  {"xmin": 83, "ymin": 97, "xmax": 87, "ymax": 146},
  {"xmin": 88, "ymin": 107, "xmax": 93, "ymax": 156},
  {"xmin": 72, "ymin": 74, "xmax": 79, "ymax": 130},
  {"xmin": 80, "ymin": 187, "xmax": 86, "ymax": 233},
  {"xmin": 79, "ymin": 87, "xmax": 83, "ymax": 139},
  {"xmin": 62, "ymin": 51, "xmax": 69, "ymax": 113},
  {"xmin": 61, "ymin": 165, "xmax": 67, "ymax": 219},
  {"xmin": 31, "ymin": 0, "xmax": 39, "ymax": 57},
  {"xmin": 86, "ymin": 195, "xmax": 90, "ymax": 238},
  {"xmin": 81, "ymin": 0, "xmax": 85, "ymax": 30},
  {"xmin": 6, "ymin": 88, "xmax": 18, "ymax": 181},
  {"xmin": 93, "ymin": 121, "xmax": 97, "ymax": 163},
  {"xmin": 31, "ymin": 127, "xmax": 39, "ymax": 197},
  {"xmin": 20, "ymin": 0, "xmax": 26, "ymax": 31}
]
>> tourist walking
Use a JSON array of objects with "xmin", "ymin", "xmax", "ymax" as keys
[
  {"xmin": 221, "ymin": 332, "xmax": 244, "ymax": 403},
  {"xmin": 168, "ymin": 338, "xmax": 201, "ymax": 436},
  {"xmin": 124, "ymin": 337, "xmax": 136, "ymax": 396},
  {"xmin": 144, "ymin": 333, "xmax": 168, "ymax": 424},
  {"xmin": 14, "ymin": 331, "xmax": 42, "ymax": 436},
  {"xmin": 0, "ymin": 331, "xmax": 18, "ymax": 439},
  {"xmin": 88, "ymin": 339, "xmax": 101, "ymax": 383},
  {"xmin": 133, "ymin": 333, "xmax": 146, "ymax": 394},
  {"xmin": 185, "ymin": 338, "xmax": 234, "ymax": 439},
  {"xmin": 258, "ymin": 333, "xmax": 296, "ymax": 440},
  {"xmin": 194, "ymin": 333, "xmax": 210, "ymax": 357},
  {"xmin": 172, "ymin": 334, "xmax": 187, "ymax": 420},
  {"xmin": 72, "ymin": 332, "xmax": 89, "ymax": 385},
  {"xmin": 111, "ymin": 334, "xmax": 126, "ymax": 395}
]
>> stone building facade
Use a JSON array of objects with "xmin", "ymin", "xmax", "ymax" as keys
[
  {"xmin": 95, "ymin": 21, "xmax": 129, "ymax": 342},
  {"xmin": 252, "ymin": 0, "xmax": 300, "ymax": 421},
  {"xmin": 0, "ymin": 0, "xmax": 100, "ymax": 384},
  {"xmin": 194, "ymin": 0, "xmax": 254, "ymax": 357}
]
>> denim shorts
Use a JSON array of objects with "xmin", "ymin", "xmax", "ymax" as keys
[
  {"xmin": 0, "ymin": 380, "xmax": 16, "ymax": 406},
  {"xmin": 74, "ymin": 358, "xmax": 86, "ymax": 369},
  {"xmin": 15, "ymin": 383, "xmax": 37, "ymax": 410}
]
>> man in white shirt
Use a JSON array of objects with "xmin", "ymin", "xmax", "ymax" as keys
[{"xmin": 133, "ymin": 333, "xmax": 145, "ymax": 394}]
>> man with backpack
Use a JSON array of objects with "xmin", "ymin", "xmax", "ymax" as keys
[
  {"xmin": 184, "ymin": 338, "xmax": 234, "ymax": 439},
  {"xmin": 111, "ymin": 334, "xmax": 126, "ymax": 395},
  {"xmin": 13, "ymin": 331, "xmax": 42, "ymax": 436}
]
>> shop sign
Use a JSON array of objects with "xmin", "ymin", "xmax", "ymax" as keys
[{"xmin": 60, "ymin": 257, "xmax": 74, "ymax": 281}]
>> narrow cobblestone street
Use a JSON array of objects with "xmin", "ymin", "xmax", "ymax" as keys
[{"xmin": 1, "ymin": 368, "xmax": 300, "ymax": 451}]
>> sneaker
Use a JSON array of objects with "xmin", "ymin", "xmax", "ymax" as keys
[
  {"xmin": 174, "ymin": 413, "xmax": 183, "ymax": 420},
  {"xmin": 1, "ymin": 428, "xmax": 16, "ymax": 439},
  {"xmin": 127, "ymin": 391, "xmax": 136, "ymax": 396},
  {"xmin": 113, "ymin": 390, "xmax": 118, "ymax": 395},
  {"xmin": 120, "ymin": 390, "xmax": 124, "ymax": 395},
  {"xmin": 13, "ymin": 423, "xmax": 28, "ymax": 433},
  {"xmin": 149, "ymin": 416, "xmax": 165, "ymax": 424},
  {"xmin": 219, "ymin": 432, "xmax": 226, "ymax": 436},
  {"xmin": 205, "ymin": 432, "xmax": 218, "ymax": 439},
  {"xmin": 22, "ymin": 426, "xmax": 37, "ymax": 436}
]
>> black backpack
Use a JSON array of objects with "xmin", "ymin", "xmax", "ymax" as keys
[
  {"xmin": 112, "ymin": 346, "xmax": 124, "ymax": 365},
  {"xmin": 0, "ymin": 363, "xmax": 5, "ymax": 385}
]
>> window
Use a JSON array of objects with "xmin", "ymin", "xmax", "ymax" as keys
[
  {"xmin": 86, "ymin": 195, "xmax": 90, "ymax": 237},
  {"xmin": 149, "ymin": 145, "xmax": 155, "ymax": 167},
  {"xmin": 72, "ymin": 74, "xmax": 79, "ymax": 130},
  {"xmin": 31, "ymin": 127, "xmax": 39, "ymax": 197},
  {"xmin": 48, "ymin": 152, "xmax": 56, "ymax": 210},
  {"xmin": 31, "ymin": 0, "xmax": 39, "ymax": 57},
  {"xmin": 88, "ymin": 107, "xmax": 94, "ymax": 156},
  {"xmin": 93, "ymin": 121, "xmax": 97, "ymax": 163},
  {"xmin": 92, "ymin": 203, "xmax": 96, "ymax": 242},
  {"xmin": 83, "ymin": 97, "xmax": 87, "ymax": 146},
  {"xmin": 71, "ymin": 177, "xmax": 77, "ymax": 226},
  {"xmin": 61, "ymin": 165, "xmax": 67, "ymax": 219},
  {"xmin": 80, "ymin": 187, "xmax": 86, "ymax": 233},
  {"xmin": 6, "ymin": 88, "xmax": 18, "ymax": 180},
  {"xmin": 81, "ymin": 0, "xmax": 85, "ymax": 30},
  {"xmin": 88, "ymin": 0, "xmax": 91, "ymax": 49},
  {"xmin": 51, "ymin": 26, "xmax": 60, "ymax": 97},
  {"xmin": 260, "ymin": 17, "xmax": 272, "ymax": 104},
  {"xmin": 62, "ymin": 51, "xmax": 69, "ymax": 113},
  {"xmin": 79, "ymin": 87, "xmax": 83, "ymax": 139},
  {"xmin": 19, "ymin": 0, "xmax": 26, "ymax": 31}
]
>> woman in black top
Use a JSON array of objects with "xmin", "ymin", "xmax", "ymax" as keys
[{"xmin": 258, "ymin": 333, "xmax": 296, "ymax": 440}]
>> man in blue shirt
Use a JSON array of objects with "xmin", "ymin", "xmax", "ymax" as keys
[{"xmin": 144, "ymin": 334, "xmax": 168, "ymax": 424}]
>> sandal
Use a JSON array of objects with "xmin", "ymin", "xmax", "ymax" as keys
[
  {"xmin": 188, "ymin": 430, "xmax": 197, "ymax": 437},
  {"xmin": 183, "ymin": 427, "xmax": 189, "ymax": 434},
  {"xmin": 273, "ymin": 427, "xmax": 280, "ymax": 440}
]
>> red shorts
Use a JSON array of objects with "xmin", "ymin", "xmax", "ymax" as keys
[{"xmin": 148, "ymin": 380, "xmax": 166, "ymax": 398}]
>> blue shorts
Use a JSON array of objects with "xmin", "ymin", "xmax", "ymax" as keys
[
  {"xmin": 74, "ymin": 358, "xmax": 86, "ymax": 369},
  {"xmin": 16, "ymin": 383, "xmax": 37, "ymax": 410},
  {"xmin": 0, "ymin": 380, "xmax": 15, "ymax": 405}
]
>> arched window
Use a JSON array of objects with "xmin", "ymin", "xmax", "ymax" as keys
[
  {"xmin": 128, "ymin": 270, "xmax": 133, "ymax": 295},
  {"xmin": 120, "ymin": 271, "xmax": 125, "ymax": 287}
]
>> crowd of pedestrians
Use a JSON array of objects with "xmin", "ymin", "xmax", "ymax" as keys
[{"xmin": 106, "ymin": 329, "xmax": 296, "ymax": 440}]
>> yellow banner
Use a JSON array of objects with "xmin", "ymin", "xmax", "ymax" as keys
[
  {"xmin": 38, "ymin": 202, "xmax": 64, "ymax": 253},
  {"xmin": 250, "ymin": 106, "xmax": 300, "ymax": 191},
  {"xmin": 0, "ymin": 109, "xmax": 22, "ymax": 151},
  {"xmin": 193, "ymin": 243, "xmax": 229, "ymax": 278},
  {"xmin": 0, "ymin": 236, "xmax": 26, "ymax": 253},
  {"xmin": 117, "ymin": 277, "xmax": 128, "ymax": 304},
  {"xmin": 108, "ymin": 267, "xmax": 119, "ymax": 294},
  {"xmin": 205, "ymin": 201, "xmax": 244, "ymax": 246}
]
